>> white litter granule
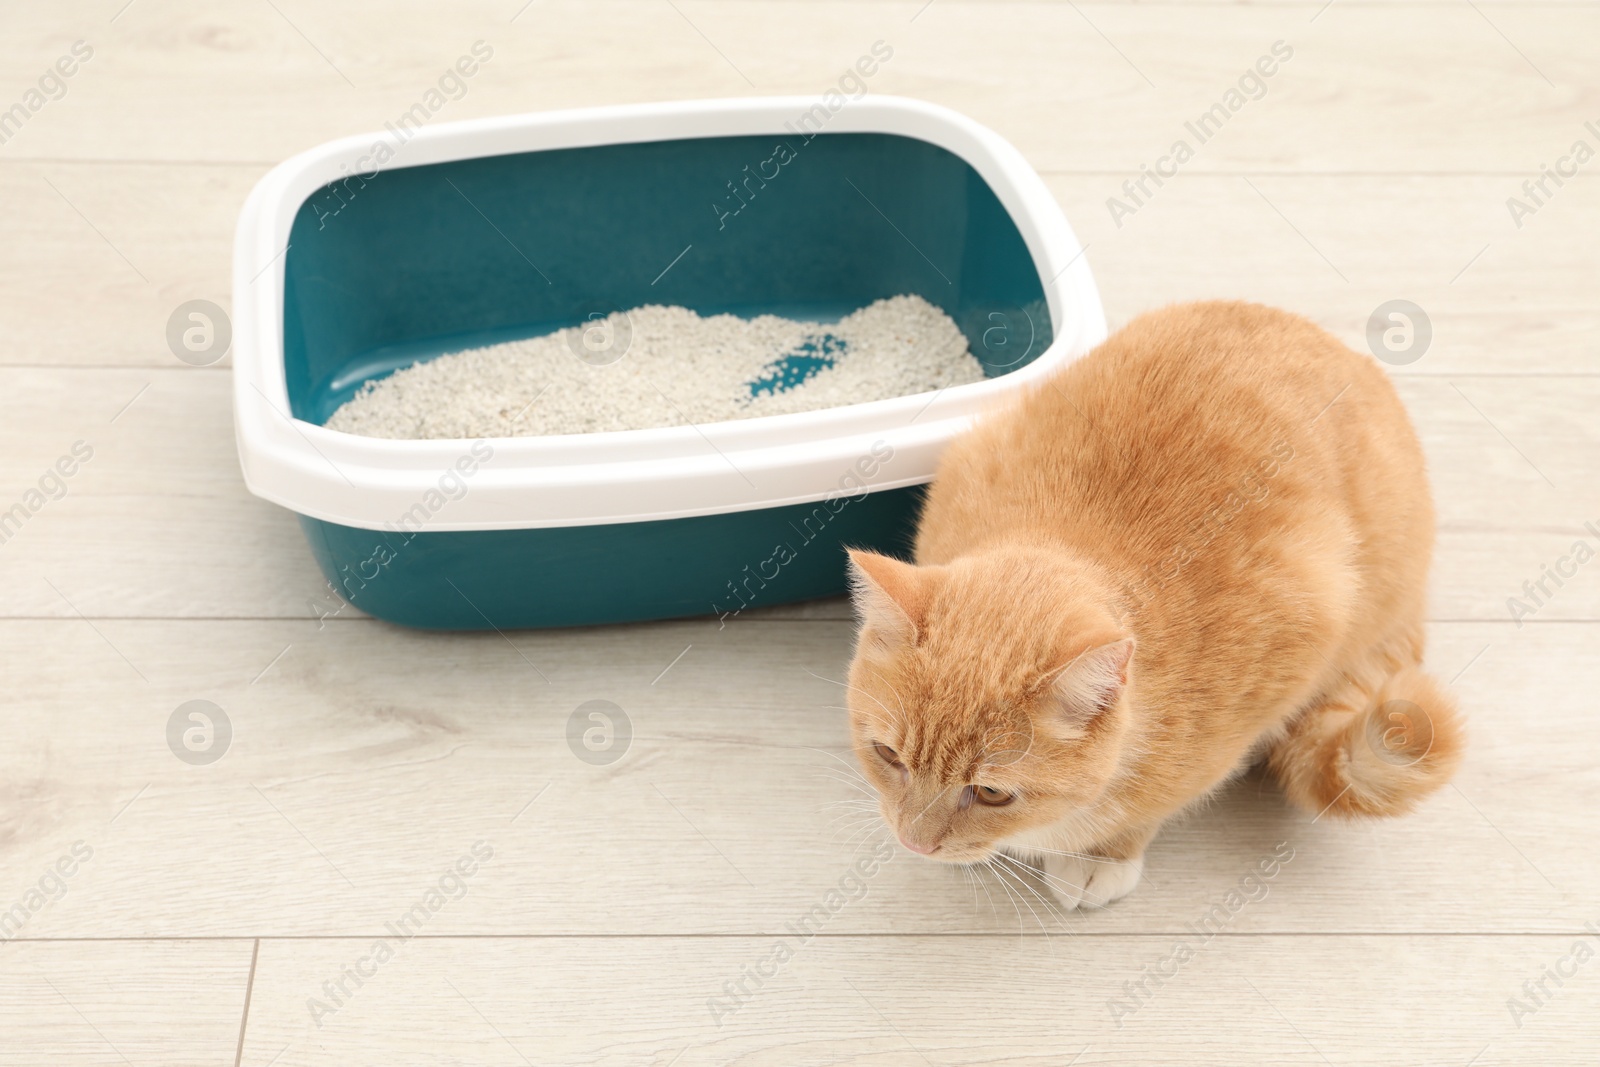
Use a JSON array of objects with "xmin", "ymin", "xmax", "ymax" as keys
[{"xmin": 322, "ymin": 294, "xmax": 986, "ymax": 439}]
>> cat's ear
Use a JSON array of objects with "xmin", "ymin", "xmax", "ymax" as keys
[
  {"xmin": 846, "ymin": 550, "xmax": 927, "ymax": 649},
  {"xmin": 1043, "ymin": 637, "xmax": 1134, "ymax": 729}
]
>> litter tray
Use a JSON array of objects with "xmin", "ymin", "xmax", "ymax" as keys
[{"xmin": 232, "ymin": 96, "xmax": 1105, "ymax": 629}]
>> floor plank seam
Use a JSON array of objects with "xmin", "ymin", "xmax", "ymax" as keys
[{"xmin": 233, "ymin": 939, "xmax": 261, "ymax": 1067}]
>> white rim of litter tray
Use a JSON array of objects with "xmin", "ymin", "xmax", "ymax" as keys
[{"xmin": 232, "ymin": 96, "xmax": 1106, "ymax": 532}]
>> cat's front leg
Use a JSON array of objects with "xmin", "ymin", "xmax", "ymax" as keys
[
  {"xmin": 1042, "ymin": 852, "xmax": 1145, "ymax": 910},
  {"xmin": 1038, "ymin": 827, "xmax": 1155, "ymax": 910}
]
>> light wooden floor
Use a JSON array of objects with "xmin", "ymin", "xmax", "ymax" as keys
[{"xmin": 2, "ymin": 2, "xmax": 1597, "ymax": 1064}]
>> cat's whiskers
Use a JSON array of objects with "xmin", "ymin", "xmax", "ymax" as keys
[
  {"xmin": 843, "ymin": 824, "xmax": 889, "ymax": 850},
  {"xmin": 998, "ymin": 851, "xmax": 1075, "ymax": 921},
  {"xmin": 1009, "ymin": 843, "xmax": 1111, "ymax": 864},
  {"xmin": 813, "ymin": 773, "xmax": 877, "ymax": 796},
  {"xmin": 819, "ymin": 794, "xmax": 879, "ymax": 812},
  {"xmin": 830, "ymin": 816, "xmax": 882, "ymax": 841},
  {"xmin": 835, "ymin": 808, "xmax": 893, "ymax": 847},
  {"xmin": 967, "ymin": 861, "xmax": 1000, "ymax": 918},
  {"xmin": 801, "ymin": 743, "xmax": 871, "ymax": 770},
  {"xmin": 959, "ymin": 863, "xmax": 978, "ymax": 908},
  {"xmin": 824, "ymin": 797, "xmax": 889, "ymax": 834},
  {"xmin": 993, "ymin": 853, "xmax": 1076, "ymax": 938},
  {"xmin": 980, "ymin": 857, "xmax": 1028, "ymax": 938},
  {"xmin": 1001, "ymin": 851, "xmax": 1081, "ymax": 893},
  {"xmin": 823, "ymin": 799, "xmax": 882, "ymax": 819},
  {"xmin": 818, "ymin": 791, "xmax": 880, "ymax": 820},
  {"xmin": 1009, "ymin": 843, "xmax": 1158, "ymax": 893},
  {"xmin": 826, "ymin": 809, "xmax": 881, "ymax": 830},
  {"xmin": 998, "ymin": 853, "xmax": 1091, "ymax": 923},
  {"xmin": 806, "ymin": 748, "xmax": 890, "ymax": 846},
  {"xmin": 807, "ymin": 670, "xmax": 909, "ymax": 731},
  {"xmin": 806, "ymin": 748, "xmax": 883, "ymax": 796},
  {"xmin": 822, "ymin": 798, "xmax": 879, "ymax": 813},
  {"xmin": 805, "ymin": 670, "xmax": 895, "ymax": 716},
  {"xmin": 837, "ymin": 824, "xmax": 884, "ymax": 847},
  {"xmin": 984, "ymin": 856, "xmax": 1061, "ymax": 945},
  {"xmin": 999, "ymin": 863, "xmax": 1057, "ymax": 941},
  {"xmin": 812, "ymin": 762, "xmax": 871, "ymax": 780},
  {"xmin": 985, "ymin": 857, "xmax": 1034, "ymax": 926},
  {"xmin": 878, "ymin": 672, "xmax": 910, "ymax": 723}
]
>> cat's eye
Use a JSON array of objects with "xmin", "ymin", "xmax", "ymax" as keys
[
  {"xmin": 873, "ymin": 742, "xmax": 902, "ymax": 767},
  {"xmin": 973, "ymin": 785, "xmax": 1014, "ymax": 807}
]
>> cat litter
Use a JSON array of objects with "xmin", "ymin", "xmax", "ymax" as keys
[{"xmin": 323, "ymin": 294, "xmax": 987, "ymax": 439}]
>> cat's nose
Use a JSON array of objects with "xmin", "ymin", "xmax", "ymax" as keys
[{"xmin": 899, "ymin": 834, "xmax": 940, "ymax": 855}]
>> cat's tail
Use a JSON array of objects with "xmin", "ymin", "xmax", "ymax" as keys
[{"xmin": 1270, "ymin": 664, "xmax": 1465, "ymax": 819}]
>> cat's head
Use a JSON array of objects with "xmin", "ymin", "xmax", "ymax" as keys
[{"xmin": 843, "ymin": 547, "xmax": 1135, "ymax": 863}]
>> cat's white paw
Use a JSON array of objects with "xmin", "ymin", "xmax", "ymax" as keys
[{"xmin": 1040, "ymin": 852, "xmax": 1144, "ymax": 910}]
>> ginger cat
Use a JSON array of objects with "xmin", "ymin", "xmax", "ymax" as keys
[{"xmin": 845, "ymin": 301, "xmax": 1462, "ymax": 909}]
